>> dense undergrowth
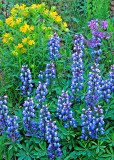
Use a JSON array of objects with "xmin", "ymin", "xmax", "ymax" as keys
[{"xmin": 0, "ymin": 1, "xmax": 114, "ymax": 160}]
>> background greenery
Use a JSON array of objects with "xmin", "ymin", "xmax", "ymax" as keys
[{"xmin": 0, "ymin": 0, "xmax": 114, "ymax": 160}]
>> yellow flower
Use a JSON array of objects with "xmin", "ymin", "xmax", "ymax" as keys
[
  {"xmin": 44, "ymin": 9, "xmax": 49, "ymax": 15},
  {"xmin": 6, "ymin": 19, "xmax": 11, "ymax": 25},
  {"xmin": 24, "ymin": 23, "xmax": 29, "ymax": 29},
  {"xmin": 63, "ymin": 22, "xmax": 68, "ymax": 28},
  {"xmin": 21, "ymin": 48, "xmax": 26, "ymax": 53},
  {"xmin": 28, "ymin": 40, "xmax": 35, "ymax": 45},
  {"xmin": 20, "ymin": 24, "xmax": 29, "ymax": 33},
  {"xmin": 20, "ymin": 4, "xmax": 26, "ymax": 10},
  {"xmin": 56, "ymin": 16, "xmax": 62, "ymax": 22},
  {"xmin": 23, "ymin": 28, "xmax": 27, "ymax": 33},
  {"xmin": 22, "ymin": 38, "xmax": 27, "ymax": 43},
  {"xmin": 31, "ymin": 4, "xmax": 37, "ymax": 9},
  {"xmin": 3, "ymin": 37, "xmax": 7, "ymax": 43},
  {"xmin": 24, "ymin": 13, "xmax": 28, "ymax": 16},
  {"xmin": 20, "ymin": 26, "xmax": 23, "ymax": 32},
  {"xmin": 36, "ymin": 4, "xmax": 41, "ymax": 9},
  {"xmin": 10, "ymin": 21, "xmax": 15, "ymax": 27},
  {"xmin": 4, "ymin": 33, "xmax": 10, "ymax": 38},
  {"xmin": 50, "ymin": 11, "xmax": 58, "ymax": 18},
  {"xmin": 18, "ymin": 43, "xmax": 23, "ymax": 48},
  {"xmin": 11, "ymin": 8, "xmax": 16, "ymax": 15},
  {"xmin": 15, "ymin": 43, "xmax": 23, "ymax": 49},
  {"xmin": 15, "ymin": 46, "xmax": 18, "ymax": 49},
  {"xmin": 16, "ymin": 18, "xmax": 22, "ymax": 24},
  {"xmin": 29, "ymin": 26, "xmax": 34, "ymax": 31}
]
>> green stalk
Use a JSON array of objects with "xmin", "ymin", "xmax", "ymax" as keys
[
  {"xmin": 42, "ymin": 35, "xmax": 45, "ymax": 69},
  {"xmin": 27, "ymin": 45, "xmax": 30, "ymax": 67},
  {"xmin": 33, "ymin": 16, "xmax": 36, "ymax": 79}
]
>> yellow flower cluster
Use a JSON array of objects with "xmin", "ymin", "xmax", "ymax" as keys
[
  {"xmin": 3, "ymin": 3, "xmax": 69, "ymax": 57},
  {"xmin": 15, "ymin": 43, "xmax": 23, "ymax": 49},
  {"xmin": 3, "ymin": 33, "xmax": 10, "ymax": 43},
  {"xmin": 6, "ymin": 17, "xmax": 15, "ymax": 27},
  {"xmin": 28, "ymin": 40, "xmax": 35, "ymax": 45},
  {"xmin": 49, "ymin": 11, "xmax": 62, "ymax": 22},
  {"xmin": 30, "ymin": 4, "xmax": 42, "ymax": 10},
  {"xmin": 15, "ymin": 43, "xmax": 26, "ymax": 54},
  {"xmin": 16, "ymin": 4, "xmax": 26, "ymax": 11},
  {"xmin": 16, "ymin": 18, "xmax": 22, "ymax": 24},
  {"xmin": 11, "ymin": 8, "xmax": 17, "ymax": 15},
  {"xmin": 22, "ymin": 38, "xmax": 27, "ymax": 43},
  {"xmin": 20, "ymin": 24, "xmax": 34, "ymax": 33}
]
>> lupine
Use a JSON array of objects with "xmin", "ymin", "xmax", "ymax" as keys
[
  {"xmin": 0, "ymin": 96, "xmax": 21, "ymax": 142},
  {"xmin": 22, "ymin": 97, "xmax": 38, "ymax": 136},
  {"xmin": 56, "ymin": 90, "xmax": 77, "ymax": 128},
  {"xmin": 0, "ymin": 95, "xmax": 9, "ymax": 133},
  {"xmin": 71, "ymin": 34, "xmax": 84, "ymax": 101},
  {"xmin": 20, "ymin": 65, "xmax": 33, "ymax": 96},
  {"xmin": 108, "ymin": 65, "xmax": 114, "ymax": 93},
  {"xmin": 45, "ymin": 62, "xmax": 56, "ymax": 85},
  {"xmin": 6, "ymin": 115, "xmax": 21, "ymax": 143},
  {"xmin": 101, "ymin": 65, "xmax": 114, "ymax": 102},
  {"xmin": 48, "ymin": 32, "xmax": 60, "ymax": 60},
  {"xmin": 85, "ymin": 63, "xmax": 102, "ymax": 109},
  {"xmin": 35, "ymin": 81, "xmax": 48, "ymax": 108},
  {"xmin": 39, "ymin": 104, "xmax": 51, "ymax": 140},
  {"xmin": 38, "ymin": 71, "xmax": 45, "ymax": 80},
  {"xmin": 85, "ymin": 36, "xmax": 102, "ymax": 63},
  {"xmin": 85, "ymin": 36, "xmax": 101, "ymax": 49},
  {"xmin": 81, "ymin": 63, "xmax": 105, "ymax": 139},
  {"xmin": 81, "ymin": 106, "xmax": 105, "ymax": 140},
  {"xmin": 46, "ymin": 120, "xmax": 62, "ymax": 159},
  {"xmin": 48, "ymin": 32, "xmax": 61, "ymax": 86}
]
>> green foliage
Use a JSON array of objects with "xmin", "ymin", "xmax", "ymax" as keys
[
  {"xmin": 87, "ymin": 0, "xmax": 110, "ymax": 20},
  {"xmin": 0, "ymin": 1, "xmax": 113, "ymax": 160}
]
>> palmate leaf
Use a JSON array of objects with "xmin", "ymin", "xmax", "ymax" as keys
[
  {"xmin": 64, "ymin": 151, "xmax": 77, "ymax": 160},
  {"xmin": 34, "ymin": 148, "xmax": 48, "ymax": 158}
]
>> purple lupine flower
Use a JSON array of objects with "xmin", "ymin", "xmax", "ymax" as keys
[
  {"xmin": 81, "ymin": 63, "xmax": 105, "ymax": 139},
  {"xmin": 85, "ymin": 63, "xmax": 102, "ymax": 109},
  {"xmin": 20, "ymin": 65, "xmax": 33, "ymax": 96},
  {"xmin": 0, "ymin": 96, "xmax": 21, "ymax": 142},
  {"xmin": 81, "ymin": 106, "xmax": 105, "ymax": 140},
  {"xmin": 48, "ymin": 32, "xmax": 61, "ymax": 60},
  {"xmin": 85, "ymin": 36, "xmax": 102, "ymax": 63},
  {"xmin": 46, "ymin": 120, "xmax": 62, "ymax": 159},
  {"xmin": 39, "ymin": 104, "xmax": 51, "ymax": 140},
  {"xmin": 71, "ymin": 34, "xmax": 84, "ymax": 101},
  {"xmin": 85, "ymin": 36, "xmax": 101, "ymax": 49},
  {"xmin": 38, "ymin": 71, "xmax": 45, "ymax": 80},
  {"xmin": 45, "ymin": 62, "xmax": 56, "ymax": 85},
  {"xmin": 0, "ymin": 95, "xmax": 9, "ymax": 133},
  {"xmin": 6, "ymin": 115, "xmax": 21, "ymax": 143},
  {"xmin": 109, "ymin": 65, "xmax": 114, "ymax": 93},
  {"xmin": 35, "ymin": 81, "xmax": 48, "ymax": 108},
  {"xmin": 101, "ymin": 65, "xmax": 114, "ymax": 102},
  {"xmin": 22, "ymin": 97, "xmax": 38, "ymax": 136},
  {"xmin": 56, "ymin": 90, "xmax": 77, "ymax": 128}
]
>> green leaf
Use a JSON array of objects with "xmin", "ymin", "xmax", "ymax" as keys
[
  {"xmin": 58, "ymin": 126, "xmax": 69, "ymax": 135},
  {"xmin": 17, "ymin": 143, "xmax": 22, "ymax": 149},
  {"xmin": 39, "ymin": 142, "xmax": 46, "ymax": 151},
  {"xmin": 8, "ymin": 145, "xmax": 13, "ymax": 151}
]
